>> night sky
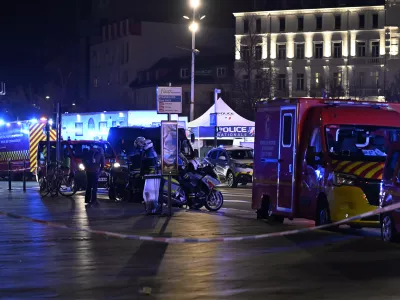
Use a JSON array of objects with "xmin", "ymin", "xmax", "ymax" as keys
[{"xmin": 0, "ymin": 0, "xmax": 253, "ymax": 88}]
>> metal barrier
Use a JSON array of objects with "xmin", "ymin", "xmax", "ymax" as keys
[{"xmin": 4, "ymin": 160, "xmax": 30, "ymax": 192}]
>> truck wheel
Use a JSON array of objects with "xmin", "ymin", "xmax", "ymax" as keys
[
  {"xmin": 381, "ymin": 214, "xmax": 400, "ymax": 243},
  {"xmin": 226, "ymin": 171, "xmax": 237, "ymax": 188},
  {"xmin": 257, "ymin": 196, "xmax": 284, "ymax": 223},
  {"xmin": 316, "ymin": 198, "xmax": 331, "ymax": 226}
]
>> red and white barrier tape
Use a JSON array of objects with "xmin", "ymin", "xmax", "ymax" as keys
[{"xmin": 1, "ymin": 202, "xmax": 399, "ymax": 244}]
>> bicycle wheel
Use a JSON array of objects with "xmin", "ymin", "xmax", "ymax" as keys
[
  {"xmin": 39, "ymin": 177, "xmax": 50, "ymax": 197},
  {"xmin": 58, "ymin": 174, "xmax": 77, "ymax": 197}
]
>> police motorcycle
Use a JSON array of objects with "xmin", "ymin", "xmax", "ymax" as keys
[{"xmin": 168, "ymin": 153, "xmax": 224, "ymax": 212}]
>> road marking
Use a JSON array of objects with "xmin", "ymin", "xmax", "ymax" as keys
[{"xmin": 224, "ymin": 200, "xmax": 251, "ymax": 204}]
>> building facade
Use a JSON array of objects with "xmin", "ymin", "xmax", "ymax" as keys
[
  {"xmin": 129, "ymin": 55, "xmax": 234, "ymax": 119},
  {"xmin": 234, "ymin": 2, "xmax": 400, "ymax": 101},
  {"xmin": 89, "ymin": 19, "xmax": 233, "ymax": 111}
]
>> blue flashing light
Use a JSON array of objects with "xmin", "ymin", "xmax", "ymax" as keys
[
  {"xmin": 0, "ymin": 120, "xmax": 4, "ymax": 126},
  {"xmin": 30, "ymin": 118, "xmax": 38, "ymax": 124}
]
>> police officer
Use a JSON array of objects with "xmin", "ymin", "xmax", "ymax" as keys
[
  {"xmin": 84, "ymin": 145, "xmax": 105, "ymax": 207},
  {"xmin": 133, "ymin": 137, "xmax": 162, "ymax": 214}
]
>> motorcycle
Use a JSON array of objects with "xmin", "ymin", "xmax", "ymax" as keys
[{"xmin": 157, "ymin": 154, "xmax": 224, "ymax": 211}]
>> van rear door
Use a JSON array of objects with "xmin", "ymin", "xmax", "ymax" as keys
[{"xmin": 277, "ymin": 106, "xmax": 297, "ymax": 214}]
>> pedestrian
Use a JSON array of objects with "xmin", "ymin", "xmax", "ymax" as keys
[{"xmin": 84, "ymin": 145, "xmax": 105, "ymax": 207}]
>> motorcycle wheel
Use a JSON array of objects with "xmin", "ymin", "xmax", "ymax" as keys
[{"xmin": 204, "ymin": 190, "xmax": 224, "ymax": 212}]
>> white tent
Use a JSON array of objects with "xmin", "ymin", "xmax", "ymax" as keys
[{"xmin": 188, "ymin": 98, "xmax": 254, "ymax": 127}]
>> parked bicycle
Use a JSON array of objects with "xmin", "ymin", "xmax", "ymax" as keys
[{"xmin": 39, "ymin": 161, "xmax": 77, "ymax": 197}]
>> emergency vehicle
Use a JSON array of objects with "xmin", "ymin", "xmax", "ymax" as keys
[
  {"xmin": 0, "ymin": 119, "xmax": 56, "ymax": 179},
  {"xmin": 253, "ymin": 98, "xmax": 400, "ymax": 228},
  {"xmin": 380, "ymin": 143, "xmax": 400, "ymax": 242}
]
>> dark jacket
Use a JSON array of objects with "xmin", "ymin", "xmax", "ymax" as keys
[{"xmin": 84, "ymin": 149, "xmax": 105, "ymax": 173}]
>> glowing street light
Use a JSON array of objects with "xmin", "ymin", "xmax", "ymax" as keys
[
  {"xmin": 190, "ymin": 0, "xmax": 200, "ymax": 8},
  {"xmin": 183, "ymin": 0, "xmax": 205, "ymax": 121},
  {"xmin": 45, "ymin": 95, "xmax": 50, "ymax": 99}
]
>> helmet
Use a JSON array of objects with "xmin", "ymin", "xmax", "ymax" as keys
[{"xmin": 134, "ymin": 136, "xmax": 146, "ymax": 149}]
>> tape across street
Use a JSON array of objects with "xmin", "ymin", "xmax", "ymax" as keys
[{"xmin": 1, "ymin": 201, "xmax": 399, "ymax": 244}]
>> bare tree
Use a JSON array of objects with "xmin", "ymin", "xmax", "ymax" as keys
[
  {"xmin": 44, "ymin": 44, "xmax": 78, "ymax": 111},
  {"xmin": 234, "ymin": 16, "xmax": 276, "ymax": 117}
]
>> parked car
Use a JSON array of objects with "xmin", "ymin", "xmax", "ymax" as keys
[
  {"xmin": 204, "ymin": 146, "xmax": 253, "ymax": 188},
  {"xmin": 380, "ymin": 143, "xmax": 400, "ymax": 242}
]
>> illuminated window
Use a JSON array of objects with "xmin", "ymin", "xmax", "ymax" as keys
[
  {"xmin": 314, "ymin": 72, "xmax": 321, "ymax": 88},
  {"xmin": 357, "ymin": 42, "xmax": 366, "ymax": 57},
  {"xmin": 180, "ymin": 68, "xmax": 189, "ymax": 78},
  {"xmin": 335, "ymin": 15, "xmax": 341, "ymax": 30},
  {"xmin": 371, "ymin": 41, "xmax": 380, "ymax": 57},
  {"xmin": 296, "ymin": 43, "xmax": 305, "ymax": 59},
  {"xmin": 359, "ymin": 14, "xmax": 365, "ymax": 29},
  {"xmin": 255, "ymin": 45, "xmax": 262, "ymax": 60},
  {"xmin": 279, "ymin": 17, "xmax": 285, "ymax": 32},
  {"xmin": 333, "ymin": 42, "xmax": 342, "ymax": 58},
  {"xmin": 372, "ymin": 13, "xmax": 379, "ymax": 29},
  {"xmin": 314, "ymin": 43, "xmax": 323, "ymax": 59},
  {"xmin": 316, "ymin": 16, "xmax": 322, "ymax": 30},
  {"xmin": 75, "ymin": 123, "xmax": 83, "ymax": 136},
  {"xmin": 277, "ymin": 74, "xmax": 286, "ymax": 90},
  {"xmin": 278, "ymin": 44, "xmax": 286, "ymax": 60},
  {"xmin": 298, "ymin": 17, "xmax": 304, "ymax": 31},
  {"xmin": 241, "ymin": 45, "xmax": 250, "ymax": 61},
  {"xmin": 333, "ymin": 72, "xmax": 342, "ymax": 87},
  {"xmin": 99, "ymin": 122, "xmax": 107, "ymax": 133},
  {"xmin": 296, "ymin": 73, "xmax": 304, "ymax": 90},
  {"xmin": 88, "ymin": 118, "xmax": 95, "ymax": 130},
  {"xmin": 256, "ymin": 19, "xmax": 261, "ymax": 33},
  {"xmin": 244, "ymin": 19, "xmax": 249, "ymax": 33}
]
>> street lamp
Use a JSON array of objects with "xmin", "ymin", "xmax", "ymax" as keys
[
  {"xmin": 183, "ymin": 0, "xmax": 205, "ymax": 122},
  {"xmin": 45, "ymin": 95, "xmax": 50, "ymax": 99}
]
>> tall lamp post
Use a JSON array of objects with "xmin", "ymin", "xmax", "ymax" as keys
[{"xmin": 184, "ymin": 0, "xmax": 205, "ymax": 121}]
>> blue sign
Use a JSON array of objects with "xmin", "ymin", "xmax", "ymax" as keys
[
  {"xmin": 210, "ymin": 113, "xmax": 217, "ymax": 126},
  {"xmin": 194, "ymin": 126, "xmax": 255, "ymax": 138}
]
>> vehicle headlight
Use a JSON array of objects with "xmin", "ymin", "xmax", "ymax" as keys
[
  {"xmin": 78, "ymin": 163, "xmax": 85, "ymax": 171},
  {"xmin": 113, "ymin": 162, "xmax": 121, "ymax": 168},
  {"xmin": 333, "ymin": 173, "xmax": 356, "ymax": 186}
]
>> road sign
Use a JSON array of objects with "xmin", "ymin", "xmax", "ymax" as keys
[
  {"xmin": 157, "ymin": 86, "xmax": 182, "ymax": 114},
  {"xmin": 210, "ymin": 113, "xmax": 217, "ymax": 126}
]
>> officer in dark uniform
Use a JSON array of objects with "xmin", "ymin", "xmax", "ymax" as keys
[{"xmin": 84, "ymin": 145, "xmax": 105, "ymax": 207}]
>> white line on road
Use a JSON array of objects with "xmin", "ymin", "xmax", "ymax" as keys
[{"xmin": 224, "ymin": 200, "xmax": 251, "ymax": 203}]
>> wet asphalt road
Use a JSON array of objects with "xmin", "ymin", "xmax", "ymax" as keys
[{"xmin": 0, "ymin": 182, "xmax": 399, "ymax": 299}]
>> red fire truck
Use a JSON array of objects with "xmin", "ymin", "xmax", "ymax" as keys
[
  {"xmin": 253, "ymin": 98, "xmax": 400, "ymax": 228},
  {"xmin": 0, "ymin": 119, "xmax": 56, "ymax": 179}
]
